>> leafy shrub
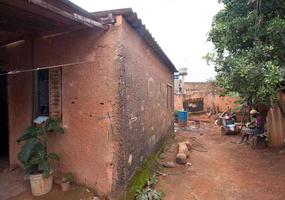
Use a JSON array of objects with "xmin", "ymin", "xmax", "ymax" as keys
[
  {"xmin": 62, "ymin": 173, "xmax": 74, "ymax": 183},
  {"xmin": 135, "ymin": 175, "xmax": 163, "ymax": 200},
  {"xmin": 17, "ymin": 118, "xmax": 64, "ymax": 177}
]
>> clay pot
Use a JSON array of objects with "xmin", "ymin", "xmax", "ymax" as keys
[
  {"xmin": 29, "ymin": 173, "xmax": 53, "ymax": 196},
  {"xmin": 61, "ymin": 181, "xmax": 71, "ymax": 192}
]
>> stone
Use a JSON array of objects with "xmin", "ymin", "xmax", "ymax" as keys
[
  {"xmin": 162, "ymin": 162, "xmax": 175, "ymax": 168},
  {"xmin": 176, "ymin": 153, "xmax": 187, "ymax": 164}
]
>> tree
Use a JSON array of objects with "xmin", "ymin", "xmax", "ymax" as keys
[{"xmin": 207, "ymin": 0, "xmax": 285, "ymax": 108}]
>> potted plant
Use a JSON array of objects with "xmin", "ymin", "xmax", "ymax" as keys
[
  {"xmin": 61, "ymin": 172, "xmax": 74, "ymax": 192},
  {"xmin": 17, "ymin": 118, "xmax": 64, "ymax": 196}
]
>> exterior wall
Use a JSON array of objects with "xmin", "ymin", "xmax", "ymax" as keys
[
  {"xmin": 2, "ymin": 15, "xmax": 175, "ymax": 196},
  {"xmin": 0, "ymin": 42, "xmax": 33, "ymax": 166},
  {"xmin": 175, "ymin": 82, "xmax": 239, "ymax": 112},
  {"xmin": 33, "ymin": 28, "xmax": 122, "ymax": 194},
  {"xmin": 116, "ymin": 17, "xmax": 174, "ymax": 188},
  {"xmin": 266, "ymin": 92, "xmax": 285, "ymax": 148}
]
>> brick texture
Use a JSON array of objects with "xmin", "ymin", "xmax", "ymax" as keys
[{"xmin": 49, "ymin": 68, "xmax": 62, "ymax": 119}]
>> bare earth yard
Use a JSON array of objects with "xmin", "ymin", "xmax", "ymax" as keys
[
  {"xmin": 156, "ymin": 123, "xmax": 285, "ymax": 200},
  {"xmin": 1, "ymin": 123, "xmax": 285, "ymax": 200}
]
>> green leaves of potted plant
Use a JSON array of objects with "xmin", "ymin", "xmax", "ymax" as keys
[
  {"xmin": 61, "ymin": 173, "xmax": 74, "ymax": 192},
  {"xmin": 17, "ymin": 118, "xmax": 64, "ymax": 196}
]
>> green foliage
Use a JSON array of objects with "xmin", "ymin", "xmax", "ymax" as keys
[
  {"xmin": 17, "ymin": 118, "xmax": 64, "ymax": 177},
  {"xmin": 207, "ymin": 0, "xmax": 285, "ymax": 107},
  {"xmin": 135, "ymin": 175, "xmax": 163, "ymax": 200},
  {"xmin": 127, "ymin": 134, "xmax": 173, "ymax": 200},
  {"xmin": 62, "ymin": 173, "xmax": 74, "ymax": 183}
]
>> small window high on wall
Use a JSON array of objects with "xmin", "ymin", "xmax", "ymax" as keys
[{"xmin": 36, "ymin": 69, "xmax": 49, "ymax": 116}]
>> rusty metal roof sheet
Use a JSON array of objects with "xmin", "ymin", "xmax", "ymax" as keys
[{"xmin": 93, "ymin": 8, "xmax": 178, "ymax": 72}]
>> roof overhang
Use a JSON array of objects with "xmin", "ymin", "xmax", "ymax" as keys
[{"xmin": 0, "ymin": 0, "xmax": 106, "ymax": 47}]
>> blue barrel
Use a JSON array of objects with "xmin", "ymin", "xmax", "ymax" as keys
[{"xmin": 178, "ymin": 111, "xmax": 188, "ymax": 126}]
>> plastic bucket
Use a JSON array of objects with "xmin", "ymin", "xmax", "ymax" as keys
[
  {"xmin": 29, "ymin": 173, "xmax": 53, "ymax": 196},
  {"xmin": 178, "ymin": 111, "xmax": 188, "ymax": 126}
]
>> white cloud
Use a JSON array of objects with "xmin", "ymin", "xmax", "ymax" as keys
[{"xmin": 70, "ymin": 0, "xmax": 223, "ymax": 82}]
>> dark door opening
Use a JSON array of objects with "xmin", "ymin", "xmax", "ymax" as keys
[{"xmin": 0, "ymin": 73, "xmax": 9, "ymax": 167}]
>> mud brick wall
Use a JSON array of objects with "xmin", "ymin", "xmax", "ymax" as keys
[{"xmin": 116, "ymin": 17, "xmax": 174, "ymax": 188}]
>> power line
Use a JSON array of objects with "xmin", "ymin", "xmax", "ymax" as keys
[{"xmin": 0, "ymin": 60, "xmax": 95, "ymax": 76}]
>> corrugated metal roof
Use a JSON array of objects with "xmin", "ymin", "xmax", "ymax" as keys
[{"xmin": 93, "ymin": 8, "xmax": 178, "ymax": 72}]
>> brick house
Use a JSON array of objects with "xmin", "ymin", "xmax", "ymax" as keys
[
  {"xmin": 0, "ymin": 1, "xmax": 176, "ymax": 197},
  {"xmin": 174, "ymin": 82, "xmax": 239, "ymax": 113}
]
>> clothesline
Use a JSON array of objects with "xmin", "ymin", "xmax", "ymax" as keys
[{"xmin": 0, "ymin": 60, "xmax": 95, "ymax": 76}]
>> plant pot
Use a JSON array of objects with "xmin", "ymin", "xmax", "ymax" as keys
[
  {"xmin": 61, "ymin": 181, "xmax": 71, "ymax": 192},
  {"xmin": 29, "ymin": 173, "xmax": 53, "ymax": 196}
]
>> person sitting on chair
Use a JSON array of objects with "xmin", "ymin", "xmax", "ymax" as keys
[{"xmin": 239, "ymin": 109, "xmax": 266, "ymax": 144}]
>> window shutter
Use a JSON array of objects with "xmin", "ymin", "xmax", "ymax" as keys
[{"xmin": 49, "ymin": 68, "xmax": 62, "ymax": 120}]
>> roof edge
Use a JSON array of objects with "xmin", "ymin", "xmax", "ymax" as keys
[{"xmin": 92, "ymin": 8, "xmax": 178, "ymax": 72}]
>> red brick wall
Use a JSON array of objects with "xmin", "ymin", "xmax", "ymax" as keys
[
  {"xmin": 118, "ymin": 16, "xmax": 174, "ymax": 189},
  {"xmin": 33, "ymin": 28, "xmax": 122, "ymax": 194},
  {"xmin": 2, "ymin": 15, "xmax": 174, "ymax": 197},
  {"xmin": 175, "ymin": 82, "xmax": 239, "ymax": 112},
  {"xmin": 49, "ymin": 69, "xmax": 62, "ymax": 119}
]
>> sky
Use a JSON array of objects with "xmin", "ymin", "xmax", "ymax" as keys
[{"xmin": 70, "ymin": 0, "xmax": 223, "ymax": 82}]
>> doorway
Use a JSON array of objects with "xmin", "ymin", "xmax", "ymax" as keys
[{"xmin": 0, "ymin": 73, "xmax": 9, "ymax": 169}]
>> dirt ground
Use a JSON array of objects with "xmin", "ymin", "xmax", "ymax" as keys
[
  {"xmin": 0, "ymin": 167, "xmax": 98, "ymax": 200},
  {"xmin": 8, "ymin": 184, "xmax": 97, "ymax": 200},
  {"xmin": 156, "ymin": 123, "xmax": 285, "ymax": 200}
]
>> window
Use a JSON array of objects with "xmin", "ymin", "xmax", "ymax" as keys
[
  {"xmin": 167, "ymin": 85, "xmax": 173, "ymax": 109},
  {"xmin": 34, "ymin": 68, "xmax": 62, "ymax": 119},
  {"xmin": 36, "ymin": 69, "xmax": 49, "ymax": 116}
]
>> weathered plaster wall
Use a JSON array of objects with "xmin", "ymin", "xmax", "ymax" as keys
[
  {"xmin": 33, "ymin": 28, "xmax": 122, "ymax": 194},
  {"xmin": 0, "ymin": 41, "xmax": 33, "ymax": 166},
  {"xmin": 267, "ymin": 92, "xmax": 285, "ymax": 148},
  {"xmin": 117, "ymin": 17, "xmax": 174, "ymax": 188},
  {"xmin": 175, "ymin": 82, "xmax": 239, "ymax": 112}
]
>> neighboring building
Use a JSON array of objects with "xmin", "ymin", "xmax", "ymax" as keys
[
  {"xmin": 0, "ymin": 1, "xmax": 176, "ymax": 197},
  {"xmin": 174, "ymin": 82, "xmax": 239, "ymax": 113},
  {"xmin": 266, "ymin": 92, "xmax": 285, "ymax": 148}
]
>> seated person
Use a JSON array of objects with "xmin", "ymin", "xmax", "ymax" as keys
[{"xmin": 239, "ymin": 109, "xmax": 266, "ymax": 144}]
